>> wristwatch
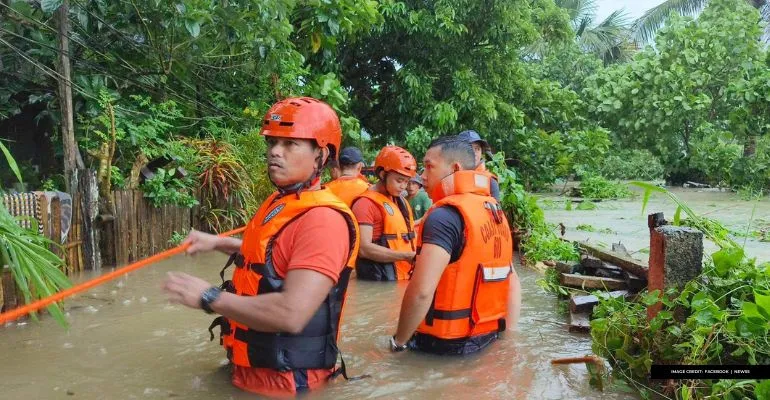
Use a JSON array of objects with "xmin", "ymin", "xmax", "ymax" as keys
[
  {"xmin": 200, "ymin": 286, "xmax": 222, "ymax": 314},
  {"xmin": 390, "ymin": 335, "xmax": 408, "ymax": 352}
]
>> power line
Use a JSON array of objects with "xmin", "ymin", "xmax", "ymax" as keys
[
  {"xmin": 1, "ymin": 2, "xmax": 245, "ymax": 121},
  {"xmin": 0, "ymin": 25, "xmax": 221, "ymax": 120},
  {"xmin": 67, "ymin": 0, "xmax": 245, "ymax": 120}
]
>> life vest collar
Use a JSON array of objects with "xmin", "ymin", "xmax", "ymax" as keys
[
  {"xmin": 429, "ymin": 170, "xmax": 492, "ymax": 202},
  {"xmin": 273, "ymin": 176, "xmax": 322, "ymax": 198}
]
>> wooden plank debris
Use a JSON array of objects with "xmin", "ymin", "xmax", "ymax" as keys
[
  {"xmin": 555, "ymin": 261, "xmax": 575, "ymax": 274},
  {"xmin": 569, "ymin": 290, "xmax": 629, "ymax": 314},
  {"xmin": 559, "ymin": 273, "xmax": 626, "ymax": 291},
  {"xmin": 577, "ymin": 242, "xmax": 649, "ymax": 279},
  {"xmin": 624, "ymin": 272, "xmax": 647, "ymax": 292},
  {"xmin": 568, "ymin": 311, "xmax": 591, "ymax": 333}
]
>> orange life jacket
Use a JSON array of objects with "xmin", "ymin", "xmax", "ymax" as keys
[
  {"xmin": 415, "ymin": 170, "xmax": 513, "ymax": 355},
  {"xmin": 352, "ymin": 190, "xmax": 416, "ymax": 281},
  {"xmin": 210, "ymin": 188, "xmax": 359, "ymax": 372},
  {"xmin": 326, "ymin": 175, "xmax": 370, "ymax": 206}
]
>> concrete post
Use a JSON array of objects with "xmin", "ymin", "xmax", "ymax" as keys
[{"xmin": 647, "ymin": 213, "xmax": 704, "ymax": 320}]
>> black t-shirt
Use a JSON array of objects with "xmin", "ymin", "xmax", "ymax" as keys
[
  {"xmin": 420, "ymin": 206, "xmax": 465, "ymax": 263},
  {"xmin": 490, "ymin": 177, "xmax": 501, "ymax": 201}
]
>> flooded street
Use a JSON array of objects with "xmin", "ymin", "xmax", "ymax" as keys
[
  {"xmin": 0, "ymin": 251, "xmax": 636, "ymax": 399},
  {"xmin": 1, "ymin": 186, "xmax": 764, "ymax": 399},
  {"xmin": 542, "ymin": 186, "xmax": 770, "ymax": 262}
]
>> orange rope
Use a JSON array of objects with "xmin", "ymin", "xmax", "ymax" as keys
[{"xmin": 0, "ymin": 227, "xmax": 245, "ymax": 325}]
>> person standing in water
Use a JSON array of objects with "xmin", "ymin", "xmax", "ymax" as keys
[
  {"xmin": 326, "ymin": 146, "xmax": 370, "ymax": 206},
  {"xmin": 405, "ymin": 175, "xmax": 432, "ymax": 222},
  {"xmin": 457, "ymin": 130, "xmax": 500, "ymax": 201},
  {"xmin": 390, "ymin": 136, "xmax": 521, "ymax": 354},
  {"xmin": 162, "ymin": 97, "xmax": 359, "ymax": 396},
  {"xmin": 351, "ymin": 146, "xmax": 418, "ymax": 281}
]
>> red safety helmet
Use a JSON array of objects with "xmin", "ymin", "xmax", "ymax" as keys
[
  {"xmin": 260, "ymin": 97, "xmax": 342, "ymax": 160},
  {"xmin": 374, "ymin": 146, "xmax": 417, "ymax": 178}
]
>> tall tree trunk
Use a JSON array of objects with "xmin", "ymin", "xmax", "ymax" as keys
[{"xmin": 56, "ymin": 0, "xmax": 77, "ymax": 191}]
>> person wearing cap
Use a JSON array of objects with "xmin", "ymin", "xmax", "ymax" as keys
[
  {"xmin": 457, "ymin": 130, "xmax": 501, "ymax": 201},
  {"xmin": 326, "ymin": 146, "xmax": 370, "ymax": 206},
  {"xmin": 351, "ymin": 146, "xmax": 418, "ymax": 281},
  {"xmin": 389, "ymin": 135, "xmax": 520, "ymax": 355},
  {"xmin": 406, "ymin": 175, "xmax": 432, "ymax": 221},
  {"xmin": 162, "ymin": 97, "xmax": 360, "ymax": 396}
]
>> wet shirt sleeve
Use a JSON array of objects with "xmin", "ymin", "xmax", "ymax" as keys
[
  {"xmin": 420, "ymin": 206, "xmax": 465, "ymax": 263},
  {"xmin": 273, "ymin": 207, "xmax": 351, "ymax": 284},
  {"xmin": 351, "ymin": 196, "xmax": 383, "ymax": 241}
]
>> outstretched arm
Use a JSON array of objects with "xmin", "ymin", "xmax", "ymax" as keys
[{"xmin": 163, "ymin": 268, "xmax": 334, "ymax": 334}]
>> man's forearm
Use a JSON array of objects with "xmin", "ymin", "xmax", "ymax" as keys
[
  {"xmin": 507, "ymin": 269, "xmax": 522, "ymax": 331},
  {"xmin": 215, "ymin": 237, "xmax": 243, "ymax": 255},
  {"xmin": 210, "ymin": 291, "xmax": 296, "ymax": 333},
  {"xmin": 394, "ymin": 286, "xmax": 432, "ymax": 344},
  {"xmin": 359, "ymin": 242, "xmax": 411, "ymax": 263}
]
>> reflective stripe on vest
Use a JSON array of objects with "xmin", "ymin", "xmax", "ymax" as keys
[
  {"xmin": 218, "ymin": 189, "xmax": 359, "ymax": 371},
  {"xmin": 353, "ymin": 190, "xmax": 416, "ymax": 280},
  {"xmin": 415, "ymin": 179, "xmax": 513, "ymax": 345}
]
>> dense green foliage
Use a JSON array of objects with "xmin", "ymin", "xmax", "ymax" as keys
[
  {"xmin": 3, "ymin": 0, "xmax": 767, "ymax": 202},
  {"xmin": 585, "ymin": 0, "xmax": 770, "ymax": 189},
  {"xmin": 488, "ymin": 153, "xmax": 579, "ymax": 264}
]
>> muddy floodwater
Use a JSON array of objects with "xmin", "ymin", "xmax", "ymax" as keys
[
  {"xmin": 0, "ymin": 250, "xmax": 637, "ymax": 399},
  {"xmin": 542, "ymin": 186, "xmax": 770, "ymax": 262},
  {"xmin": 5, "ymin": 186, "xmax": 752, "ymax": 400}
]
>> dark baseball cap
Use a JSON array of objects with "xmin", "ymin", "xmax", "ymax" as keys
[
  {"xmin": 410, "ymin": 175, "xmax": 424, "ymax": 186},
  {"xmin": 457, "ymin": 130, "xmax": 490, "ymax": 151},
  {"xmin": 339, "ymin": 147, "xmax": 364, "ymax": 165}
]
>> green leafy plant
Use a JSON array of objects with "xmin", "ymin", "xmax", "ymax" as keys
[
  {"xmin": 576, "ymin": 201, "xmax": 599, "ymax": 210},
  {"xmin": 598, "ymin": 149, "xmax": 665, "ymax": 181},
  {"xmin": 140, "ymin": 168, "xmax": 198, "ymax": 208},
  {"xmin": 576, "ymin": 224, "xmax": 615, "ymax": 234},
  {"xmin": 489, "ymin": 152, "xmax": 580, "ymax": 265},
  {"xmin": 168, "ymin": 230, "xmax": 188, "ymax": 246},
  {"xmin": 523, "ymin": 229, "xmax": 580, "ymax": 264},
  {"xmin": 537, "ymin": 267, "xmax": 571, "ymax": 297},
  {"xmin": 0, "ymin": 141, "xmax": 71, "ymax": 327},
  {"xmin": 576, "ymin": 175, "xmax": 632, "ymax": 199}
]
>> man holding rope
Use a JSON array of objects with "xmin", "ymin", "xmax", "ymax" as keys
[{"xmin": 162, "ymin": 97, "xmax": 360, "ymax": 396}]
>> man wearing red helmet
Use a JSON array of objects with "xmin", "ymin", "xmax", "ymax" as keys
[
  {"xmin": 351, "ymin": 146, "xmax": 418, "ymax": 281},
  {"xmin": 162, "ymin": 97, "xmax": 360, "ymax": 396}
]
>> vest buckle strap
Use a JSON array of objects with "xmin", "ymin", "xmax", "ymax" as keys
[{"xmin": 431, "ymin": 308, "xmax": 472, "ymax": 320}]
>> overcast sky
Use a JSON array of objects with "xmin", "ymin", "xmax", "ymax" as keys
[{"xmin": 595, "ymin": 0, "xmax": 668, "ymax": 23}]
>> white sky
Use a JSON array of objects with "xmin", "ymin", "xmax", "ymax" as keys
[{"xmin": 595, "ymin": 0, "xmax": 668, "ymax": 23}]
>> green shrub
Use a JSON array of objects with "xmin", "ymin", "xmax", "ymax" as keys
[
  {"xmin": 577, "ymin": 175, "xmax": 632, "ymax": 199},
  {"xmin": 598, "ymin": 149, "xmax": 665, "ymax": 181},
  {"xmin": 141, "ymin": 168, "xmax": 198, "ymax": 208}
]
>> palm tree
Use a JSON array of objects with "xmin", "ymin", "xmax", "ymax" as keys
[
  {"xmin": 555, "ymin": 0, "xmax": 637, "ymax": 64},
  {"xmin": 634, "ymin": 0, "xmax": 770, "ymax": 42}
]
